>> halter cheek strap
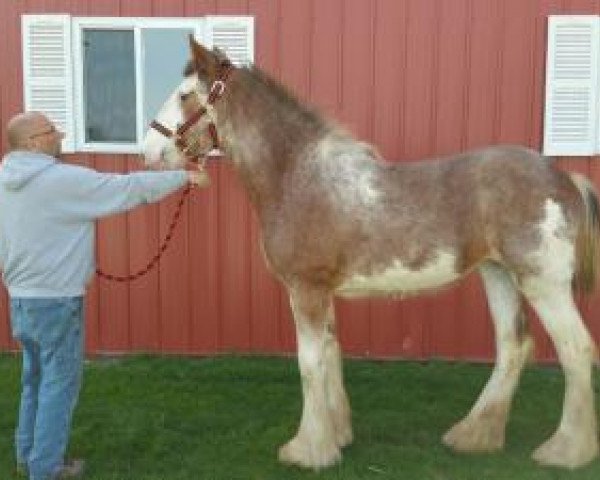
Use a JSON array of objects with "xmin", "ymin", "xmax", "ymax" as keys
[{"xmin": 149, "ymin": 120, "xmax": 173, "ymax": 138}]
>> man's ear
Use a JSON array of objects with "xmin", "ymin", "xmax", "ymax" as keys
[{"xmin": 188, "ymin": 35, "xmax": 218, "ymax": 80}]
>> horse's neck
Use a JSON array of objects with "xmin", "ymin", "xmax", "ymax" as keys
[
  {"xmin": 216, "ymin": 75, "xmax": 324, "ymax": 212},
  {"xmin": 214, "ymin": 128, "xmax": 280, "ymax": 216}
]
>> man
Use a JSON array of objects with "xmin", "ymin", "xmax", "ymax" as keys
[{"xmin": 0, "ymin": 112, "xmax": 209, "ymax": 480}]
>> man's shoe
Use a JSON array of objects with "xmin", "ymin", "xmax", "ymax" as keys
[{"xmin": 54, "ymin": 459, "xmax": 85, "ymax": 479}]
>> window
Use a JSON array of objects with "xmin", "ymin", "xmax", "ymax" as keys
[
  {"xmin": 22, "ymin": 15, "xmax": 254, "ymax": 154},
  {"xmin": 544, "ymin": 16, "xmax": 600, "ymax": 156},
  {"xmin": 82, "ymin": 28, "xmax": 137, "ymax": 144}
]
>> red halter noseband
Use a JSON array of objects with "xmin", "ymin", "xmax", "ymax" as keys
[{"xmin": 150, "ymin": 61, "xmax": 234, "ymax": 162}]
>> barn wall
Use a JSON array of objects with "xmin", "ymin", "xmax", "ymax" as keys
[{"xmin": 1, "ymin": 0, "xmax": 600, "ymax": 361}]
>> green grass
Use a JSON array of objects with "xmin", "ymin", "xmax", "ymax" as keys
[{"xmin": 1, "ymin": 354, "xmax": 600, "ymax": 479}]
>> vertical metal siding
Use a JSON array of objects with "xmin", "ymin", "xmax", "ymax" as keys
[{"xmin": 1, "ymin": 0, "xmax": 600, "ymax": 361}]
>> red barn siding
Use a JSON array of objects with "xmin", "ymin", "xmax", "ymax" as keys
[{"xmin": 1, "ymin": 0, "xmax": 600, "ymax": 361}]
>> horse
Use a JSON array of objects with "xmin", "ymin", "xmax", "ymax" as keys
[{"xmin": 142, "ymin": 37, "xmax": 600, "ymax": 470}]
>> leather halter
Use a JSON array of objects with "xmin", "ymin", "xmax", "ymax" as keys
[{"xmin": 150, "ymin": 61, "xmax": 234, "ymax": 162}]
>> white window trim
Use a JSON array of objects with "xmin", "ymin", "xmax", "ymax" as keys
[{"xmin": 72, "ymin": 17, "xmax": 204, "ymax": 154}]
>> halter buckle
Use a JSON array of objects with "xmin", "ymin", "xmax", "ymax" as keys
[{"xmin": 210, "ymin": 80, "xmax": 226, "ymax": 98}]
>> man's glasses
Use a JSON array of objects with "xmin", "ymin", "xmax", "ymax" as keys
[{"xmin": 29, "ymin": 126, "xmax": 59, "ymax": 139}]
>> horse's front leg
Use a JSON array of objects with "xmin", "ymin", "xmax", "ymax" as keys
[
  {"xmin": 324, "ymin": 312, "xmax": 353, "ymax": 449},
  {"xmin": 278, "ymin": 285, "xmax": 351, "ymax": 469}
]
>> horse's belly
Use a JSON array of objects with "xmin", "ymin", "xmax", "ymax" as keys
[{"xmin": 336, "ymin": 252, "xmax": 460, "ymax": 298}]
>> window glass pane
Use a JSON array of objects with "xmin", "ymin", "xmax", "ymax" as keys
[
  {"xmin": 142, "ymin": 29, "xmax": 194, "ymax": 130},
  {"xmin": 83, "ymin": 29, "xmax": 136, "ymax": 143}
]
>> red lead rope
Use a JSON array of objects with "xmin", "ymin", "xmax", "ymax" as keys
[{"xmin": 95, "ymin": 185, "xmax": 192, "ymax": 282}]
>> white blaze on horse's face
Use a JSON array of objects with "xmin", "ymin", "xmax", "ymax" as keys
[{"xmin": 142, "ymin": 75, "xmax": 200, "ymax": 169}]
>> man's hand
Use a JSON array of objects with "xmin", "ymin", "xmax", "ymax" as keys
[{"xmin": 187, "ymin": 166, "xmax": 211, "ymax": 188}]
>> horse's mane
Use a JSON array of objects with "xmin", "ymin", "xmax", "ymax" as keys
[
  {"xmin": 183, "ymin": 60, "xmax": 329, "ymax": 137},
  {"xmin": 245, "ymin": 66, "xmax": 326, "ymax": 129}
]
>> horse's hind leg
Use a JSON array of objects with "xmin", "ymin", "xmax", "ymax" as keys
[
  {"xmin": 278, "ymin": 285, "xmax": 349, "ymax": 469},
  {"xmin": 444, "ymin": 261, "xmax": 533, "ymax": 452},
  {"xmin": 521, "ymin": 278, "xmax": 599, "ymax": 468}
]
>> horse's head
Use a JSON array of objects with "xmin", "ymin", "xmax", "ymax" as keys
[{"xmin": 142, "ymin": 36, "xmax": 231, "ymax": 169}]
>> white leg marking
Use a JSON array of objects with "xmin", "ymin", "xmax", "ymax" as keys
[
  {"xmin": 517, "ymin": 199, "xmax": 598, "ymax": 467},
  {"xmin": 278, "ymin": 290, "xmax": 341, "ymax": 469},
  {"xmin": 444, "ymin": 262, "xmax": 532, "ymax": 452},
  {"xmin": 522, "ymin": 282, "xmax": 598, "ymax": 468},
  {"xmin": 322, "ymin": 306, "xmax": 353, "ymax": 448}
]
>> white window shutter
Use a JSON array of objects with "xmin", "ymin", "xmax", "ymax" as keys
[
  {"xmin": 544, "ymin": 16, "xmax": 600, "ymax": 156},
  {"xmin": 22, "ymin": 15, "xmax": 75, "ymax": 153},
  {"xmin": 205, "ymin": 16, "xmax": 254, "ymax": 67}
]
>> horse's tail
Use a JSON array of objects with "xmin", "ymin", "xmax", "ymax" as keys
[{"xmin": 570, "ymin": 172, "xmax": 600, "ymax": 293}]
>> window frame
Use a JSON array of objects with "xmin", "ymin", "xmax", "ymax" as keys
[{"xmin": 72, "ymin": 17, "xmax": 204, "ymax": 154}]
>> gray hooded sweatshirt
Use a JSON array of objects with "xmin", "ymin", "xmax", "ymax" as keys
[{"xmin": 0, "ymin": 151, "xmax": 189, "ymax": 297}]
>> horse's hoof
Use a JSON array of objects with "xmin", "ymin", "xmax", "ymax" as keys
[
  {"xmin": 278, "ymin": 435, "xmax": 341, "ymax": 470},
  {"xmin": 532, "ymin": 430, "xmax": 599, "ymax": 469},
  {"xmin": 336, "ymin": 425, "xmax": 353, "ymax": 449},
  {"xmin": 442, "ymin": 414, "xmax": 505, "ymax": 453}
]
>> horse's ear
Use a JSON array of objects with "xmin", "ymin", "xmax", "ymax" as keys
[
  {"xmin": 213, "ymin": 46, "xmax": 228, "ymax": 62},
  {"xmin": 188, "ymin": 34, "xmax": 218, "ymax": 80}
]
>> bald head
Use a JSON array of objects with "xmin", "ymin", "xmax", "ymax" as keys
[
  {"xmin": 7, "ymin": 112, "xmax": 48, "ymax": 149},
  {"xmin": 6, "ymin": 112, "xmax": 64, "ymax": 156}
]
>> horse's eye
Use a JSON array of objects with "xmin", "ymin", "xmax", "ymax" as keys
[{"xmin": 180, "ymin": 92, "xmax": 192, "ymax": 102}]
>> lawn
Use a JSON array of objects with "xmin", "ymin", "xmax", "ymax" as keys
[{"xmin": 1, "ymin": 354, "xmax": 599, "ymax": 480}]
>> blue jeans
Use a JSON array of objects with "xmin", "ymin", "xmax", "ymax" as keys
[{"xmin": 10, "ymin": 297, "xmax": 84, "ymax": 480}]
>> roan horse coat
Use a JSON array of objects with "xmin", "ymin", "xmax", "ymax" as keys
[{"xmin": 143, "ymin": 38, "xmax": 600, "ymax": 470}]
